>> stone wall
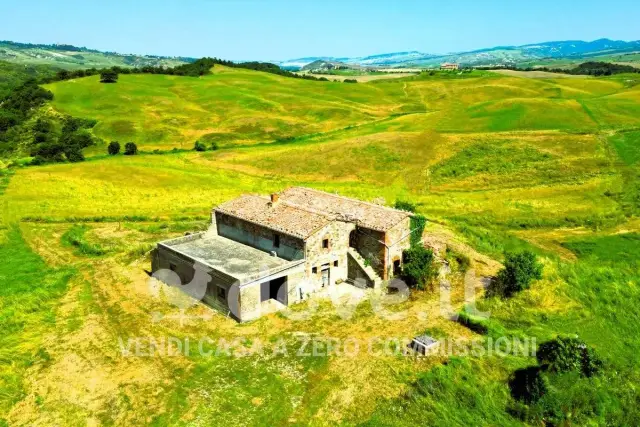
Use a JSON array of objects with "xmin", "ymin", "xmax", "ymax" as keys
[
  {"xmin": 352, "ymin": 227, "xmax": 386, "ymax": 278},
  {"xmin": 347, "ymin": 252, "xmax": 375, "ymax": 288},
  {"xmin": 303, "ymin": 221, "xmax": 354, "ymax": 293},
  {"xmin": 215, "ymin": 211, "xmax": 304, "ymax": 261},
  {"xmin": 385, "ymin": 217, "xmax": 412, "ymax": 278}
]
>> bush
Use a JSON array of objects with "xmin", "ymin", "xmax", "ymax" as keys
[
  {"xmin": 395, "ymin": 200, "xmax": 417, "ymax": 212},
  {"xmin": 210, "ymin": 141, "xmax": 219, "ymax": 151},
  {"xmin": 108, "ymin": 141, "xmax": 120, "ymax": 155},
  {"xmin": 66, "ymin": 147, "xmax": 85, "ymax": 163},
  {"xmin": 194, "ymin": 140, "xmax": 206, "ymax": 152},
  {"xmin": 124, "ymin": 142, "xmax": 138, "ymax": 155},
  {"xmin": 402, "ymin": 244, "xmax": 437, "ymax": 290},
  {"xmin": 343, "ymin": 79, "xmax": 358, "ymax": 83},
  {"xmin": 509, "ymin": 366, "xmax": 548, "ymax": 404},
  {"xmin": 30, "ymin": 155, "xmax": 46, "ymax": 166},
  {"xmin": 537, "ymin": 336, "xmax": 603, "ymax": 377},
  {"xmin": 100, "ymin": 69, "xmax": 118, "ymax": 83},
  {"xmin": 489, "ymin": 250, "xmax": 542, "ymax": 298}
]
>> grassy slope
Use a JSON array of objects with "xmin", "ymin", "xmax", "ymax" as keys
[
  {"xmin": 0, "ymin": 43, "xmax": 186, "ymax": 70},
  {"xmin": 2, "ymin": 67, "xmax": 640, "ymax": 425},
  {"xmin": 43, "ymin": 67, "xmax": 640, "ymax": 153}
]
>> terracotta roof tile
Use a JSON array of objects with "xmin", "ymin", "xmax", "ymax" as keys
[
  {"xmin": 215, "ymin": 195, "xmax": 331, "ymax": 239},
  {"xmin": 279, "ymin": 187, "xmax": 410, "ymax": 231}
]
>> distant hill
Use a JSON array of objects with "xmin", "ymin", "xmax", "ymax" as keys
[
  {"xmin": 300, "ymin": 59, "xmax": 363, "ymax": 72},
  {"xmin": 278, "ymin": 39, "xmax": 640, "ymax": 69},
  {"xmin": 0, "ymin": 40, "xmax": 193, "ymax": 70}
]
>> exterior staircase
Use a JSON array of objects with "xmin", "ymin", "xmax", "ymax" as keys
[{"xmin": 347, "ymin": 247, "xmax": 383, "ymax": 289}]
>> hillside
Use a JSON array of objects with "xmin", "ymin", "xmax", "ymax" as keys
[
  {"xmin": 0, "ymin": 40, "xmax": 190, "ymax": 70},
  {"xmin": 2, "ymin": 65, "xmax": 640, "ymax": 425},
  {"xmin": 279, "ymin": 38, "xmax": 640, "ymax": 69},
  {"xmin": 41, "ymin": 66, "xmax": 640, "ymax": 151}
]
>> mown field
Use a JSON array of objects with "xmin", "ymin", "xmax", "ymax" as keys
[{"xmin": 1, "ymin": 66, "xmax": 640, "ymax": 425}]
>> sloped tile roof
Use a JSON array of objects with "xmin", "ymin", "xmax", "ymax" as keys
[
  {"xmin": 215, "ymin": 194, "xmax": 332, "ymax": 239},
  {"xmin": 279, "ymin": 187, "xmax": 410, "ymax": 232}
]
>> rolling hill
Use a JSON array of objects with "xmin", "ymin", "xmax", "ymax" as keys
[
  {"xmin": 0, "ymin": 40, "xmax": 191, "ymax": 70},
  {"xmin": 278, "ymin": 38, "xmax": 640, "ymax": 69},
  {"xmin": 2, "ymin": 64, "xmax": 640, "ymax": 425}
]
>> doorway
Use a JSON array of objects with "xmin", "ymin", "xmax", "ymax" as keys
[
  {"xmin": 321, "ymin": 265, "xmax": 330, "ymax": 287},
  {"xmin": 260, "ymin": 276, "xmax": 288, "ymax": 305}
]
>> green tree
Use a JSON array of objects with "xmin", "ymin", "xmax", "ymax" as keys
[
  {"xmin": 401, "ymin": 244, "xmax": 437, "ymax": 290},
  {"xmin": 124, "ymin": 142, "xmax": 138, "ymax": 155},
  {"xmin": 488, "ymin": 250, "xmax": 543, "ymax": 298},
  {"xmin": 509, "ymin": 366, "xmax": 548, "ymax": 404},
  {"xmin": 100, "ymin": 69, "xmax": 119, "ymax": 83},
  {"xmin": 108, "ymin": 141, "xmax": 120, "ymax": 155},
  {"xmin": 537, "ymin": 336, "xmax": 603, "ymax": 377},
  {"xmin": 66, "ymin": 147, "xmax": 85, "ymax": 163},
  {"xmin": 194, "ymin": 140, "xmax": 206, "ymax": 152}
]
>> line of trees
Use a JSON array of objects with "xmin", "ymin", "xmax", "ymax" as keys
[
  {"xmin": 477, "ymin": 61, "xmax": 640, "ymax": 76},
  {"xmin": 40, "ymin": 57, "xmax": 330, "ymax": 85}
]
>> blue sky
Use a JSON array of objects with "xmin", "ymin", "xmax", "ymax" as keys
[{"xmin": 1, "ymin": 0, "xmax": 638, "ymax": 60}]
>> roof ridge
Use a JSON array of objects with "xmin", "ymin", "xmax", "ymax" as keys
[{"xmin": 286, "ymin": 186, "xmax": 412, "ymax": 216}]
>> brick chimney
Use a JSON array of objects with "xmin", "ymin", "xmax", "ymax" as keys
[{"xmin": 270, "ymin": 192, "xmax": 280, "ymax": 204}]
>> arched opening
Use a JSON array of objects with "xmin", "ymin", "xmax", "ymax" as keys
[{"xmin": 349, "ymin": 230, "xmax": 357, "ymax": 248}]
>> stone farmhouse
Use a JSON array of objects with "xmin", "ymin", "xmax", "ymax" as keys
[
  {"xmin": 152, "ymin": 187, "xmax": 413, "ymax": 322},
  {"xmin": 440, "ymin": 62, "xmax": 460, "ymax": 71}
]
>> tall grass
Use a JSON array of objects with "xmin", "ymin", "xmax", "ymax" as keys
[{"xmin": 0, "ymin": 228, "xmax": 75, "ymax": 418}]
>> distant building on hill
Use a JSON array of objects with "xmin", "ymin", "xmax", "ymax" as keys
[
  {"xmin": 152, "ymin": 187, "xmax": 413, "ymax": 322},
  {"xmin": 440, "ymin": 62, "xmax": 460, "ymax": 71}
]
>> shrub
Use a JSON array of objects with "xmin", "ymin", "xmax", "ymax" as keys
[
  {"xmin": 489, "ymin": 250, "xmax": 542, "ymax": 298},
  {"xmin": 343, "ymin": 79, "xmax": 358, "ymax": 83},
  {"xmin": 108, "ymin": 141, "xmax": 120, "ymax": 155},
  {"xmin": 509, "ymin": 366, "xmax": 548, "ymax": 404},
  {"xmin": 30, "ymin": 155, "xmax": 46, "ymax": 166},
  {"xmin": 194, "ymin": 140, "xmax": 206, "ymax": 152},
  {"xmin": 402, "ymin": 244, "xmax": 437, "ymax": 290},
  {"xmin": 124, "ymin": 142, "xmax": 138, "ymax": 155},
  {"xmin": 100, "ymin": 69, "xmax": 118, "ymax": 83},
  {"xmin": 537, "ymin": 336, "xmax": 603, "ymax": 377},
  {"xmin": 395, "ymin": 200, "xmax": 417, "ymax": 212},
  {"xmin": 66, "ymin": 147, "xmax": 85, "ymax": 163},
  {"xmin": 210, "ymin": 141, "xmax": 219, "ymax": 151}
]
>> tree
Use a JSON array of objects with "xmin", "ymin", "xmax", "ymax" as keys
[
  {"xmin": 194, "ymin": 140, "xmax": 206, "ymax": 152},
  {"xmin": 488, "ymin": 250, "xmax": 543, "ymax": 298},
  {"xmin": 108, "ymin": 141, "xmax": 120, "ymax": 155},
  {"xmin": 509, "ymin": 366, "xmax": 548, "ymax": 404},
  {"xmin": 537, "ymin": 336, "xmax": 603, "ymax": 377},
  {"xmin": 100, "ymin": 69, "xmax": 119, "ymax": 83},
  {"xmin": 66, "ymin": 147, "xmax": 85, "ymax": 163},
  {"xmin": 124, "ymin": 142, "xmax": 138, "ymax": 155},
  {"xmin": 401, "ymin": 244, "xmax": 437, "ymax": 290}
]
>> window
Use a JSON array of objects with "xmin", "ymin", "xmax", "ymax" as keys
[
  {"xmin": 312, "ymin": 267, "xmax": 318, "ymax": 274},
  {"xmin": 169, "ymin": 263, "xmax": 177, "ymax": 272},
  {"xmin": 217, "ymin": 285, "xmax": 226, "ymax": 301},
  {"xmin": 322, "ymin": 239, "xmax": 329, "ymax": 249},
  {"xmin": 334, "ymin": 260, "xmax": 339, "ymax": 267},
  {"xmin": 274, "ymin": 234, "xmax": 280, "ymax": 248}
]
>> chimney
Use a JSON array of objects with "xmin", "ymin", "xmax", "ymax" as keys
[{"xmin": 270, "ymin": 193, "xmax": 279, "ymax": 204}]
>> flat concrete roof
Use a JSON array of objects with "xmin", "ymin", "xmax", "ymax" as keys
[{"xmin": 161, "ymin": 233, "xmax": 298, "ymax": 282}]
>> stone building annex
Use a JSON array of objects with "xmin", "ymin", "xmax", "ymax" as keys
[{"xmin": 152, "ymin": 187, "xmax": 413, "ymax": 321}]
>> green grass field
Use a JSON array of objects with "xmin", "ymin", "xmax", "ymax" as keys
[{"xmin": 2, "ymin": 66, "xmax": 640, "ymax": 425}]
